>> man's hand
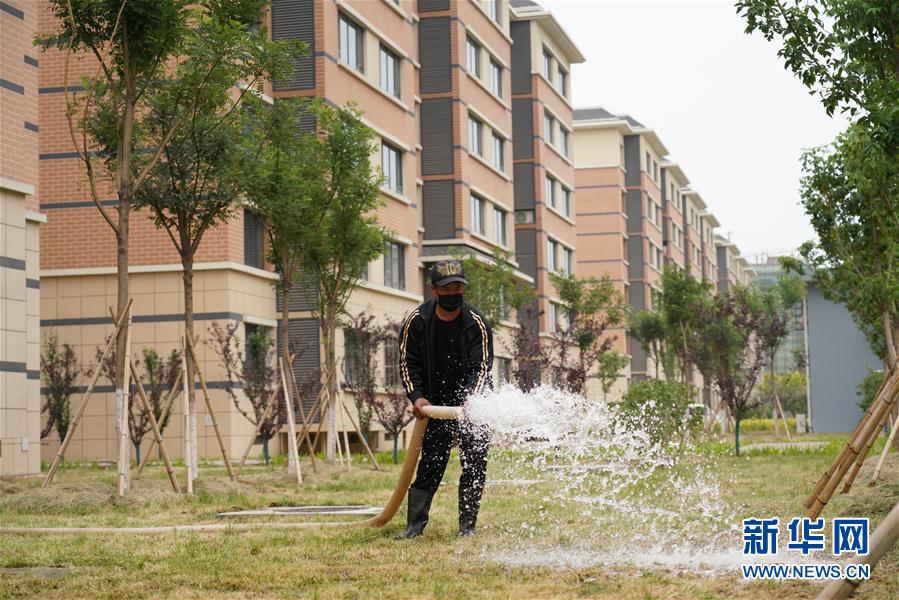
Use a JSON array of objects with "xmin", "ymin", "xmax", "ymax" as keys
[{"xmin": 412, "ymin": 398, "xmax": 431, "ymax": 419}]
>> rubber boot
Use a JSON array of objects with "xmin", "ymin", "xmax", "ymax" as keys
[
  {"xmin": 458, "ymin": 512, "xmax": 477, "ymax": 537},
  {"xmin": 395, "ymin": 488, "xmax": 434, "ymax": 540}
]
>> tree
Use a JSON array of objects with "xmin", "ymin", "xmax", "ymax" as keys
[
  {"xmin": 629, "ymin": 310, "xmax": 670, "ymax": 380},
  {"xmin": 294, "ymin": 104, "xmax": 387, "ymax": 463},
  {"xmin": 38, "ymin": 0, "xmax": 296, "ymax": 488},
  {"xmin": 546, "ymin": 272, "xmax": 628, "ymax": 397},
  {"xmin": 756, "ymin": 370, "xmax": 808, "ymax": 416},
  {"xmin": 506, "ymin": 305, "xmax": 549, "ymax": 392},
  {"xmin": 657, "ymin": 266, "xmax": 712, "ymax": 384},
  {"xmin": 342, "ymin": 311, "xmax": 382, "ymax": 443},
  {"xmin": 240, "ymin": 97, "xmax": 324, "ymax": 446},
  {"xmin": 210, "ymin": 322, "xmax": 279, "ymax": 464},
  {"xmin": 369, "ymin": 320, "xmax": 414, "ymax": 464},
  {"xmin": 616, "ymin": 379, "xmax": 704, "ymax": 457},
  {"xmin": 40, "ymin": 334, "xmax": 81, "ymax": 444},
  {"xmin": 792, "ymin": 124, "xmax": 899, "ymax": 366},
  {"xmin": 452, "ymin": 247, "xmax": 536, "ymax": 329},
  {"xmin": 692, "ymin": 286, "xmax": 769, "ymax": 455}
]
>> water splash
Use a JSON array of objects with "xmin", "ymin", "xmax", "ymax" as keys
[{"xmin": 460, "ymin": 383, "xmax": 740, "ymax": 573}]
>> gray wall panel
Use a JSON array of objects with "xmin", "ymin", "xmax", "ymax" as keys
[
  {"xmin": 419, "ymin": 18, "xmax": 452, "ymax": 94},
  {"xmin": 279, "ymin": 317, "xmax": 322, "ymax": 418},
  {"xmin": 515, "ymin": 228, "xmax": 537, "ymax": 279},
  {"xmin": 627, "ymin": 237, "xmax": 644, "ymax": 285},
  {"xmin": 512, "ymin": 98, "xmax": 534, "ymax": 160},
  {"xmin": 623, "ymin": 135, "xmax": 641, "ymax": 187},
  {"xmin": 625, "ymin": 189, "xmax": 643, "ymax": 234},
  {"xmin": 513, "ymin": 163, "xmax": 536, "ymax": 210},
  {"xmin": 418, "ymin": 0, "xmax": 450, "ymax": 12},
  {"xmin": 420, "ymin": 98, "xmax": 454, "ymax": 175},
  {"xmin": 510, "ymin": 21, "xmax": 532, "ymax": 95},
  {"xmin": 422, "ymin": 180, "xmax": 456, "ymax": 239},
  {"xmin": 272, "ymin": 0, "xmax": 316, "ymax": 91}
]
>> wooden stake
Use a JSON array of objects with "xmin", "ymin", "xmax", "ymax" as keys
[
  {"xmin": 773, "ymin": 392, "xmax": 792, "ymax": 442},
  {"xmin": 869, "ymin": 416, "xmax": 897, "ymax": 487},
  {"xmin": 43, "ymin": 299, "xmax": 133, "ymax": 488},
  {"xmin": 286, "ymin": 368, "xmax": 317, "ymax": 472},
  {"xmin": 235, "ymin": 375, "xmax": 281, "ymax": 478},
  {"xmin": 338, "ymin": 391, "xmax": 352, "ymax": 470},
  {"xmin": 130, "ymin": 360, "xmax": 181, "ymax": 493},
  {"xmin": 296, "ymin": 388, "xmax": 326, "ymax": 461},
  {"xmin": 181, "ymin": 339, "xmax": 194, "ymax": 494},
  {"xmin": 280, "ymin": 358, "xmax": 302, "ymax": 485},
  {"xmin": 135, "ymin": 367, "xmax": 183, "ymax": 477},
  {"xmin": 185, "ymin": 334, "xmax": 235, "ymax": 481},
  {"xmin": 116, "ymin": 306, "xmax": 134, "ymax": 497}
]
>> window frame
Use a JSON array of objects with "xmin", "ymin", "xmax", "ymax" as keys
[
  {"xmin": 493, "ymin": 205, "xmax": 507, "ymax": 246},
  {"xmin": 561, "ymin": 185, "xmax": 571, "ymax": 217},
  {"xmin": 491, "ymin": 132, "xmax": 505, "ymax": 171},
  {"xmin": 466, "ymin": 36, "xmax": 482, "ymax": 78},
  {"xmin": 384, "ymin": 241, "xmax": 406, "ymax": 290},
  {"xmin": 489, "ymin": 59, "xmax": 503, "ymax": 97},
  {"xmin": 338, "ymin": 13, "xmax": 365, "ymax": 73},
  {"xmin": 379, "ymin": 44, "xmax": 401, "ymax": 98},
  {"xmin": 542, "ymin": 48, "xmax": 553, "ymax": 83},
  {"xmin": 468, "ymin": 115, "xmax": 484, "ymax": 156},
  {"xmin": 381, "ymin": 141, "xmax": 403, "ymax": 195},
  {"xmin": 545, "ymin": 174, "xmax": 556, "ymax": 207},
  {"xmin": 471, "ymin": 194, "xmax": 486, "ymax": 235}
]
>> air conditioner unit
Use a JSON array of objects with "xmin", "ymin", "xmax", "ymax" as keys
[{"xmin": 514, "ymin": 210, "xmax": 535, "ymax": 224}]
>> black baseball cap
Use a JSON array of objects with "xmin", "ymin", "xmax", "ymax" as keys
[{"xmin": 430, "ymin": 259, "xmax": 468, "ymax": 287}]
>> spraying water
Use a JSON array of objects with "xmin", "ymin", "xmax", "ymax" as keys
[{"xmin": 460, "ymin": 383, "xmax": 743, "ymax": 573}]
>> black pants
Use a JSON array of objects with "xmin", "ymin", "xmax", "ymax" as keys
[{"xmin": 410, "ymin": 418, "xmax": 490, "ymax": 519}]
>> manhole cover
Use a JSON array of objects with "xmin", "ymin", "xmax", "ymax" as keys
[{"xmin": 218, "ymin": 505, "xmax": 382, "ymax": 518}]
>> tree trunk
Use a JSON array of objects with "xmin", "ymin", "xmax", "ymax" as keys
[
  {"xmin": 735, "ymin": 417, "xmax": 741, "ymax": 456},
  {"xmin": 134, "ymin": 442, "xmax": 141, "ymax": 467},
  {"xmin": 323, "ymin": 307, "xmax": 338, "ymax": 463},
  {"xmin": 262, "ymin": 436, "xmax": 270, "ymax": 465},
  {"xmin": 182, "ymin": 258, "xmax": 198, "ymax": 480},
  {"xmin": 393, "ymin": 432, "xmax": 399, "ymax": 464},
  {"xmin": 280, "ymin": 278, "xmax": 293, "ymax": 465},
  {"xmin": 114, "ymin": 208, "xmax": 131, "ymax": 492}
]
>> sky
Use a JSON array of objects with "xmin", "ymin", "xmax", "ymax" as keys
[{"xmin": 539, "ymin": 0, "xmax": 849, "ymax": 260}]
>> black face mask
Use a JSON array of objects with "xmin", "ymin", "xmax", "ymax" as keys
[{"xmin": 437, "ymin": 293, "xmax": 464, "ymax": 311}]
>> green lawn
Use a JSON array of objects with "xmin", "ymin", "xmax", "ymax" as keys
[{"xmin": 1, "ymin": 432, "xmax": 897, "ymax": 599}]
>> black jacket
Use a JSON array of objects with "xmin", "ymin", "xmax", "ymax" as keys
[{"xmin": 400, "ymin": 298, "xmax": 494, "ymax": 405}]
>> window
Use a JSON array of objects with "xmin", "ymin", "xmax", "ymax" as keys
[
  {"xmin": 243, "ymin": 209, "xmax": 264, "ymax": 269},
  {"xmin": 547, "ymin": 238, "xmax": 558, "ymax": 271},
  {"xmin": 562, "ymin": 247, "xmax": 573, "ymax": 275},
  {"xmin": 653, "ymin": 160, "xmax": 659, "ymax": 182},
  {"xmin": 543, "ymin": 111, "xmax": 555, "ymax": 145},
  {"xmin": 646, "ymin": 197, "xmax": 654, "ymax": 224},
  {"xmin": 557, "ymin": 66, "xmax": 568, "ymax": 96},
  {"xmin": 559, "ymin": 127, "xmax": 569, "ymax": 158},
  {"xmin": 542, "ymin": 48, "xmax": 553, "ymax": 83},
  {"xmin": 495, "ymin": 357, "xmax": 511, "ymax": 384},
  {"xmin": 471, "ymin": 194, "xmax": 485, "ymax": 235},
  {"xmin": 645, "ymin": 152, "xmax": 651, "ymax": 175},
  {"xmin": 339, "ymin": 14, "xmax": 364, "ymax": 72},
  {"xmin": 561, "ymin": 186, "xmax": 571, "ymax": 216},
  {"xmin": 493, "ymin": 206, "xmax": 506, "ymax": 245},
  {"xmin": 492, "ymin": 133, "xmax": 504, "ymax": 170},
  {"xmin": 467, "ymin": 37, "xmax": 481, "ymax": 77},
  {"xmin": 381, "ymin": 142, "xmax": 403, "ymax": 194},
  {"xmin": 489, "ymin": 60, "xmax": 502, "ymax": 97},
  {"xmin": 549, "ymin": 302, "xmax": 567, "ymax": 332},
  {"xmin": 384, "ymin": 242, "xmax": 405, "ymax": 290},
  {"xmin": 384, "ymin": 337, "xmax": 401, "ymax": 389},
  {"xmin": 545, "ymin": 175, "xmax": 556, "ymax": 207},
  {"xmin": 344, "ymin": 328, "xmax": 363, "ymax": 386},
  {"xmin": 468, "ymin": 115, "xmax": 483, "ymax": 156},
  {"xmin": 379, "ymin": 45, "xmax": 400, "ymax": 98},
  {"xmin": 488, "ymin": 0, "xmax": 501, "ymax": 24}
]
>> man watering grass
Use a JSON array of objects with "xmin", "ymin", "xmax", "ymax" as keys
[{"xmin": 397, "ymin": 259, "xmax": 494, "ymax": 538}]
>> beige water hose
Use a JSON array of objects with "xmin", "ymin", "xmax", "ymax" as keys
[{"xmin": 0, "ymin": 405, "xmax": 461, "ymax": 536}]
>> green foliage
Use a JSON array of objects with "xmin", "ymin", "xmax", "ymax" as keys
[
  {"xmin": 856, "ymin": 366, "xmax": 885, "ymax": 413},
  {"xmin": 595, "ymin": 351, "xmax": 629, "ymax": 398},
  {"xmin": 797, "ymin": 123, "xmax": 899, "ymax": 362},
  {"xmin": 137, "ymin": 346, "xmax": 181, "ymax": 439},
  {"xmin": 40, "ymin": 334, "xmax": 81, "ymax": 443},
  {"xmin": 616, "ymin": 380, "xmax": 704, "ymax": 450},
  {"xmin": 754, "ymin": 370, "xmax": 807, "ymax": 416},
  {"xmin": 450, "ymin": 247, "xmax": 536, "ymax": 329},
  {"xmin": 739, "ymin": 417, "xmax": 798, "ymax": 432}
]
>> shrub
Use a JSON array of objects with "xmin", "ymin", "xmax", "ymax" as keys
[
  {"xmin": 740, "ymin": 417, "xmax": 797, "ymax": 432},
  {"xmin": 616, "ymin": 379, "xmax": 704, "ymax": 450}
]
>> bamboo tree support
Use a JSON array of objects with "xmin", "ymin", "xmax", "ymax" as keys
[
  {"xmin": 185, "ymin": 334, "xmax": 235, "ymax": 481},
  {"xmin": 135, "ymin": 369, "xmax": 183, "ymax": 478},
  {"xmin": 43, "ymin": 299, "xmax": 133, "ymax": 488},
  {"xmin": 807, "ymin": 373, "xmax": 899, "ymax": 519},
  {"xmin": 302, "ymin": 389, "xmax": 328, "ymax": 457},
  {"xmin": 181, "ymin": 339, "xmax": 194, "ymax": 494},
  {"xmin": 280, "ymin": 358, "xmax": 303, "ymax": 485},
  {"xmin": 805, "ymin": 367, "xmax": 896, "ymax": 509},
  {"xmin": 286, "ymin": 368, "xmax": 317, "ymax": 472},
  {"xmin": 815, "ymin": 499, "xmax": 899, "ymax": 600},
  {"xmin": 774, "ymin": 392, "xmax": 792, "ymax": 442},
  {"xmin": 235, "ymin": 375, "xmax": 282, "ymax": 478},
  {"xmin": 334, "ymin": 388, "xmax": 380, "ymax": 471},
  {"xmin": 116, "ymin": 306, "xmax": 134, "ymax": 497},
  {"xmin": 338, "ymin": 391, "xmax": 352, "ymax": 470},
  {"xmin": 129, "ymin": 360, "xmax": 181, "ymax": 493},
  {"xmin": 842, "ymin": 405, "xmax": 892, "ymax": 494},
  {"xmin": 868, "ymin": 416, "xmax": 897, "ymax": 487}
]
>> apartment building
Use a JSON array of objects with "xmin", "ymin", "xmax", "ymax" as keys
[
  {"xmin": 508, "ymin": 0, "xmax": 584, "ymax": 338},
  {"xmin": 572, "ymin": 108, "xmax": 668, "ymax": 384},
  {"xmin": 699, "ymin": 211, "xmax": 719, "ymax": 284},
  {"xmin": 682, "ymin": 190, "xmax": 706, "ymax": 282},
  {"xmin": 660, "ymin": 161, "xmax": 688, "ymax": 270},
  {"xmin": 0, "ymin": 0, "xmax": 42, "ymax": 477}
]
